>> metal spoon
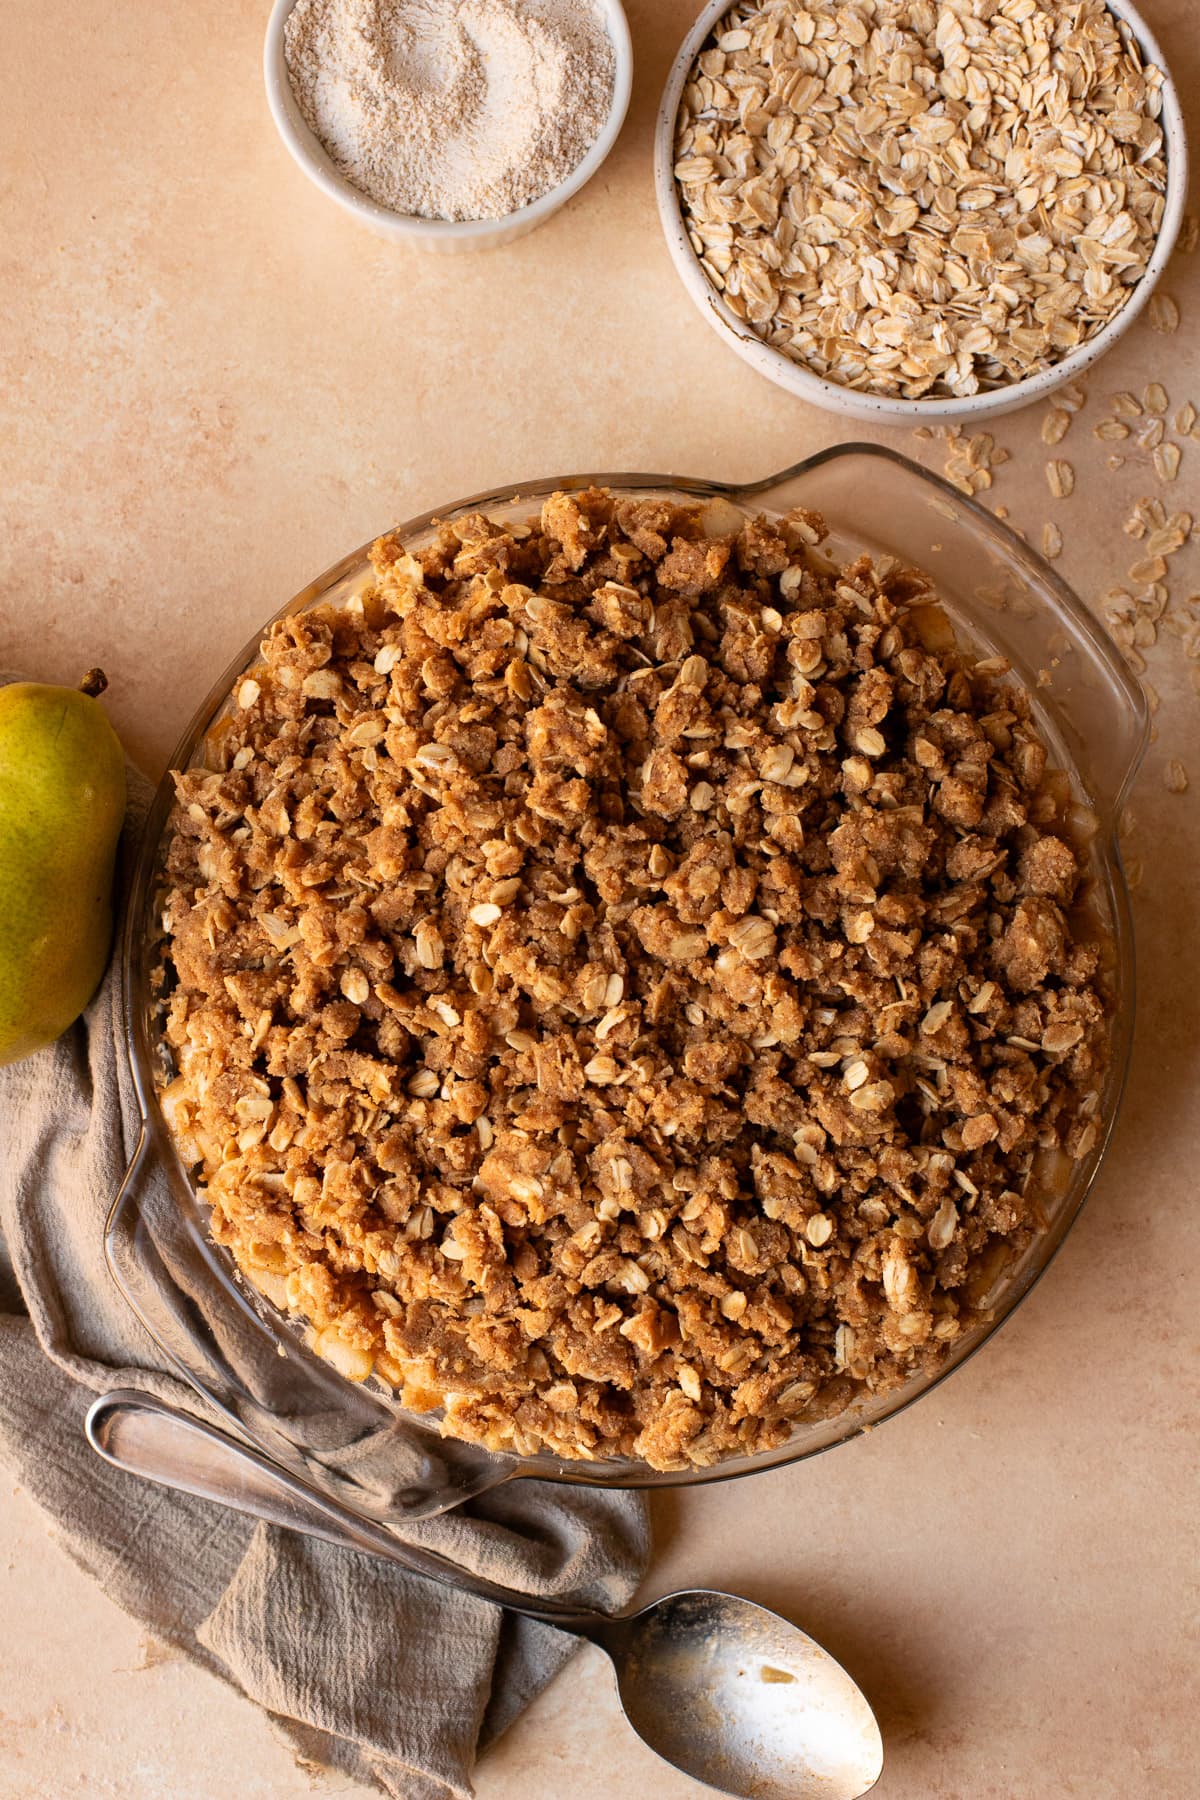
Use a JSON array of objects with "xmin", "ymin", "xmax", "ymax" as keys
[{"xmin": 86, "ymin": 1389, "xmax": 883, "ymax": 1800}]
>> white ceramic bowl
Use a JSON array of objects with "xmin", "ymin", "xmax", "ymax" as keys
[
  {"xmin": 654, "ymin": 0, "xmax": 1189, "ymax": 424},
  {"xmin": 264, "ymin": 0, "xmax": 633, "ymax": 252}
]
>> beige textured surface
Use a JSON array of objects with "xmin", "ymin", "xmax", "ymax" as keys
[{"xmin": 1, "ymin": 2, "xmax": 1197, "ymax": 1796}]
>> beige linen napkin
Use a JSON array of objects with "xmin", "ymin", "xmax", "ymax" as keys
[{"xmin": 0, "ymin": 675, "xmax": 650, "ymax": 1800}]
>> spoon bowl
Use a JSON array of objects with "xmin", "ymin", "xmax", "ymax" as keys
[{"xmin": 599, "ymin": 1589, "xmax": 883, "ymax": 1800}]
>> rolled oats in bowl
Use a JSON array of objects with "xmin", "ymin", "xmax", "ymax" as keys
[
  {"xmin": 156, "ymin": 487, "xmax": 1115, "ymax": 1471},
  {"xmin": 671, "ymin": 0, "xmax": 1172, "ymax": 401}
]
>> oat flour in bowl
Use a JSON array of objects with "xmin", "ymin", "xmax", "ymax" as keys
[{"xmin": 283, "ymin": 0, "xmax": 615, "ymax": 222}]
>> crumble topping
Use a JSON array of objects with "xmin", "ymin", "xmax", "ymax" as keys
[{"xmin": 157, "ymin": 487, "xmax": 1110, "ymax": 1470}]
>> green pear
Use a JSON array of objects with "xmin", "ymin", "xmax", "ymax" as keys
[{"xmin": 0, "ymin": 671, "xmax": 126, "ymax": 1066}]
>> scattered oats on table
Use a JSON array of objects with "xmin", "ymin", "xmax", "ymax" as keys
[
  {"xmin": 1153, "ymin": 443, "xmax": 1181, "ymax": 484},
  {"xmin": 1042, "ymin": 410, "xmax": 1072, "ymax": 448},
  {"xmin": 157, "ymin": 489, "xmax": 1114, "ymax": 1471},
  {"xmin": 1046, "ymin": 460, "xmax": 1075, "ymax": 499},
  {"xmin": 940, "ymin": 427, "xmax": 999, "ymax": 495},
  {"xmin": 1149, "ymin": 294, "xmax": 1181, "ymax": 334},
  {"xmin": 672, "ymin": 0, "xmax": 1168, "ymax": 400}
]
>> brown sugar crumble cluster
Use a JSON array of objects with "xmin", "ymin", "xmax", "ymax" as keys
[{"xmin": 158, "ymin": 488, "xmax": 1111, "ymax": 1470}]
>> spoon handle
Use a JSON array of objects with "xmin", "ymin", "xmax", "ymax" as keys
[{"xmin": 85, "ymin": 1388, "xmax": 607, "ymax": 1632}]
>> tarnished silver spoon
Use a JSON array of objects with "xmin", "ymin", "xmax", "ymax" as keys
[{"xmin": 86, "ymin": 1389, "xmax": 883, "ymax": 1800}]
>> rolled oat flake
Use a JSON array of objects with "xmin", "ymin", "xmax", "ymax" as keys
[{"xmin": 284, "ymin": 0, "xmax": 615, "ymax": 221}]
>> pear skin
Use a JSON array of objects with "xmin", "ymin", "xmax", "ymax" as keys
[{"xmin": 0, "ymin": 672, "xmax": 126, "ymax": 1066}]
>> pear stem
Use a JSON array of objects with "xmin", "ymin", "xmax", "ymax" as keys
[{"xmin": 79, "ymin": 668, "xmax": 109, "ymax": 698}]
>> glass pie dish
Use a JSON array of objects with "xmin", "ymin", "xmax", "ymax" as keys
[{"xmin": 108, "ymin": 445, "xmax": 1147, "ymax": 1526}]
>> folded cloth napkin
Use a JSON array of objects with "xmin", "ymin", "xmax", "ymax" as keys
[{"xmin": 0, "ymin": 674, "xmax": 650, "ymax": 1800}]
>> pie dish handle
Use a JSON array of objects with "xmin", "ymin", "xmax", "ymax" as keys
[
  {"xmin": 104, "ymin": 1127, "xmax": 517, "ymax": 1522},
  {"xmin": 738, "ymin": 444, "xmax": 1150, "ymax": 833}
]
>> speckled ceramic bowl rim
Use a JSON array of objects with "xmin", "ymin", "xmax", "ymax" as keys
[
  {"xmin": 264, "ymin": 0, "xmax": 633, "ymax": 249},
  {"xmin": 654, "ymin": 0, "xmax": 1190, "ymax": 423}
]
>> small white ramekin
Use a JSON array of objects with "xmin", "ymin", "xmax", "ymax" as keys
[
  {"xmin": 264, "ymin": 0, "xmax": 633, "ymax": 252},
  {"xmin": 654, "ymin": 0, "xmax": 1189, "ymax": 424}
]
